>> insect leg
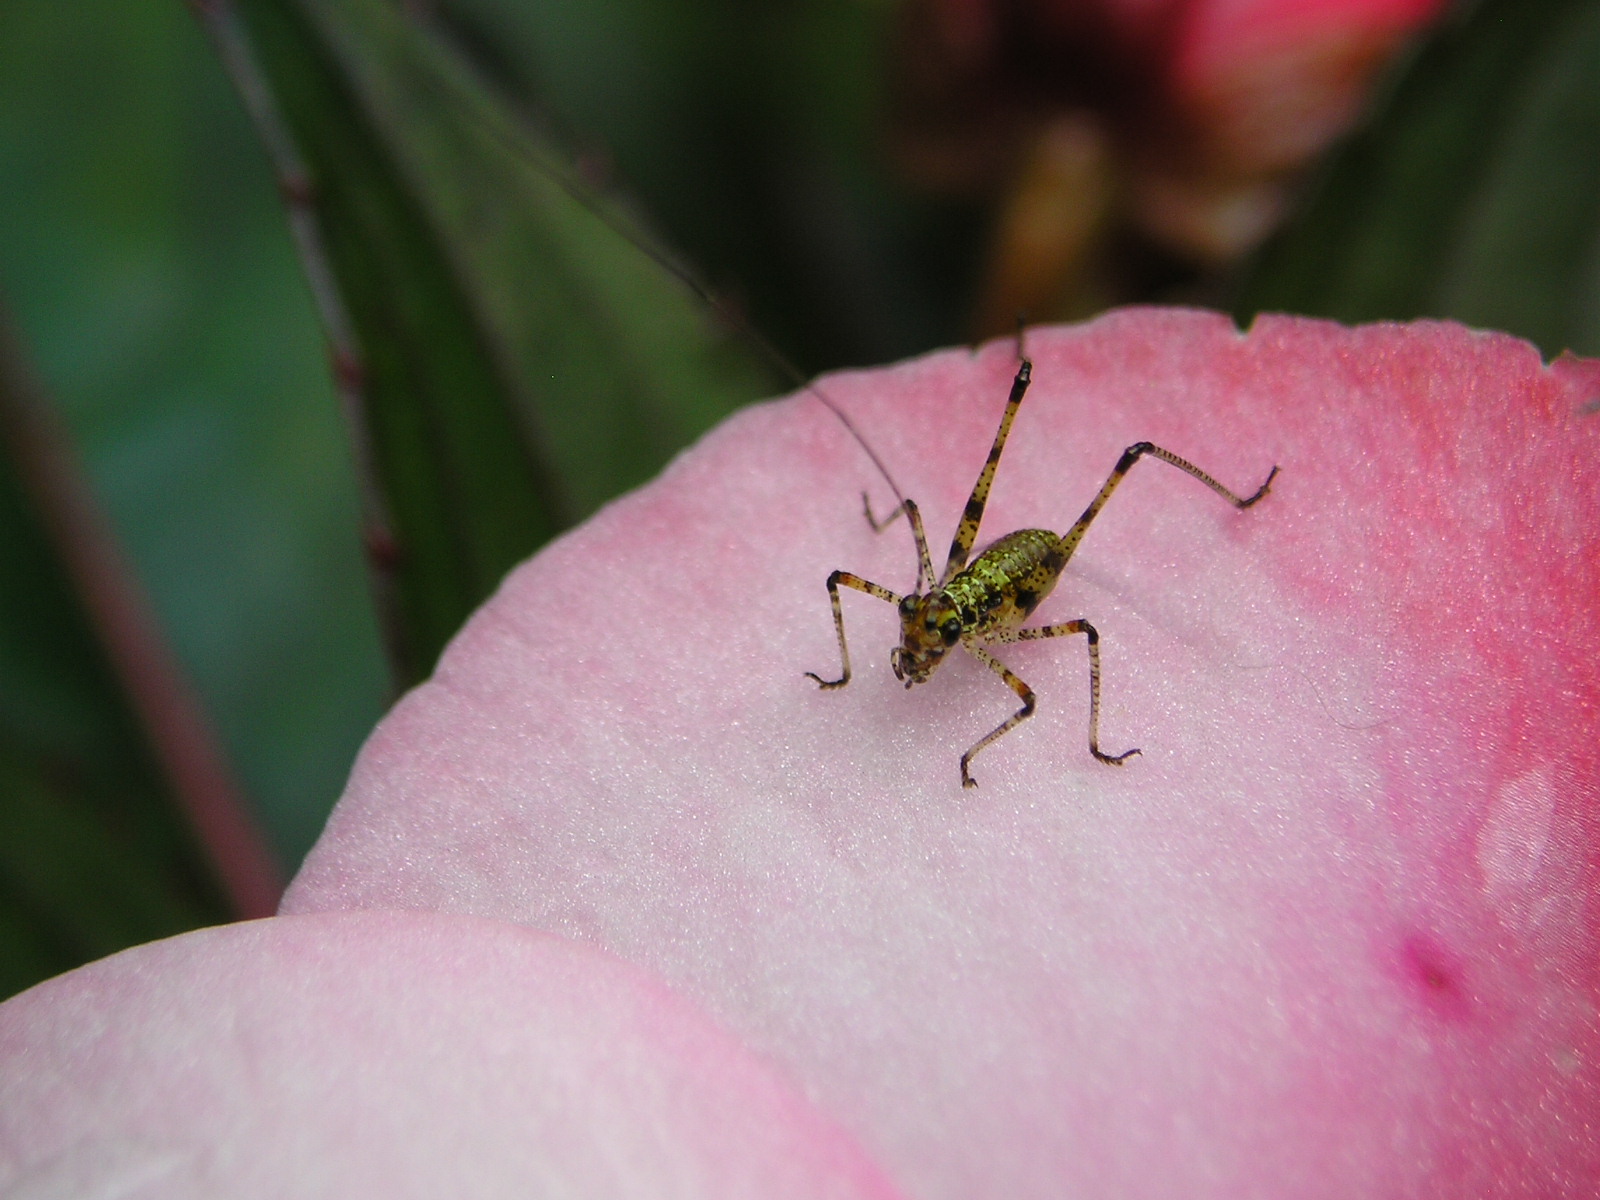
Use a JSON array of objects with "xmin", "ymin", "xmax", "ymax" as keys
[
  {"xmin": 943, "ymin": 360, "xmax": 1032, "ymax": 583},
  {"xmin": 958, "ymin": 643, "xmax": 1039, "ymax": 789},
  {"xmin": 805, "ymin": 571, "xmax": 902, "ymax": 689},
  {"xmin": 1059, "ymin": 443, "xmax": 1279, "ymax": 560},
  {"xmin": 861, "ymin": 495, "xmax": 935, "ymax": 594},
  {"xmin": 862, "ymin": 492, "xmax": 906, "ymax": 531},
  {"xmin": 994, "ymin": 621, "xmax": 1141, "ymax": 767}
]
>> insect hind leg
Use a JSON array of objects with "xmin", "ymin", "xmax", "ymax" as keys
[
  {"xmin": 1132, "ymin": 443, "xmax": 1279, "ymax": 508},
  {"xmin": 1059, "ymin": 442, "xmax": 1279, "ymax": 560},
  {"xmin": 942, "ymin": 359, "xmax": 1032, "ymax": 583}
]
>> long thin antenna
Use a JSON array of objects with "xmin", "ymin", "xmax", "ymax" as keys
[
  {"xmin": 560, "ymin": 186, "xmax": 914, "ymax": 516},
  {"xmin": 417, "ymin": 24, "xmax": 913, "ymax": 516}
]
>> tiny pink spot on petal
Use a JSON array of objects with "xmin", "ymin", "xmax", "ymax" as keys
[{"xmin": 1399, "ymin": 932, "xmax": 1471, "ymax": 1023}]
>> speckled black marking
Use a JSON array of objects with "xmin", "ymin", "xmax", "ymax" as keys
[{"xmin": 964, "ymin": 498, "xmax": 985, "ymax": 522}]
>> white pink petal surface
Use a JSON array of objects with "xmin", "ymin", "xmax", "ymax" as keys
[
  {"xmin": 0, "ymin": 909, "xmax": 900, "ymax": 1200},
  {"xmin": 281, "ymin": 310, "xmax": 1600, "ymax": 1198}
]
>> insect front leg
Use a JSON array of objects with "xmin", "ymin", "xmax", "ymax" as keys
[
  {"xmin": 861, "ymin": 495, "xmax": 935, "ymax": 594},
  {"xmin": 992, "ymin": 620, "xmax": 1141, "ymax": 769},
  {"xmin": 804, "ymin": 571, "xmax": 902, "ymax": 689}
]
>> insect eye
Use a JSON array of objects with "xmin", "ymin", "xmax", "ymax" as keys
[
  {"xmin": 899, "ymin": 595, "xmax": 918, "ymax": 616},
  {"xmin": 940, "ymin": 619, "xmax": 962, "ymax": 645}
]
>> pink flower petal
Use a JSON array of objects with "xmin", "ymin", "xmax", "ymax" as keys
[
  {"xmin": 0, "ymin": 909, "xmax": 901, "ymax": 1200},
  {"xmin": 287, "ymin": 310, "xmax": 1600, "ymax": 1198}
]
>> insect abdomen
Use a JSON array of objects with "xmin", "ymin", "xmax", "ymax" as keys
[{"xmin": 946, "ymin": 528, "xmax": 1065, "ymax": 635}]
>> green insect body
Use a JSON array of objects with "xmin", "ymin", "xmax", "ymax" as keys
[
  {"xmin": 807, "ymin": 358, "xmax": 1278, "ymax": 789},
  {"xmin": 889, "ymin": 529, "xmax": 1063, "ymax": 686}
]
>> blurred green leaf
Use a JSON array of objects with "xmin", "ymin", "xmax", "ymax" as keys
[
  {"xmin": 219, "ymin": 0, "xmax": 775, "ymax": 682},
  {"xmin": 0, "ymin": 0, "xmax": 388, "ymax": 873},
  {"xmin": 434, "ymin": 0, "xmax": 980, "ymax": 372},
  {"xmin": 0, "ymin": 332, "xmax": 232, "ymax": 1001},
  {"xmin": 1233, "ymin": 0, "xmax": 1600, "ymax": 358}
]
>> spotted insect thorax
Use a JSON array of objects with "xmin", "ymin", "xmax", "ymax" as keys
[
  {"xmin": 806, "ymin": 356, "xmax": 1278, "ymax": 789},
  {"xmin": 892, "ymin": 528, "xmax": 1063, "ymax": 685}
]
